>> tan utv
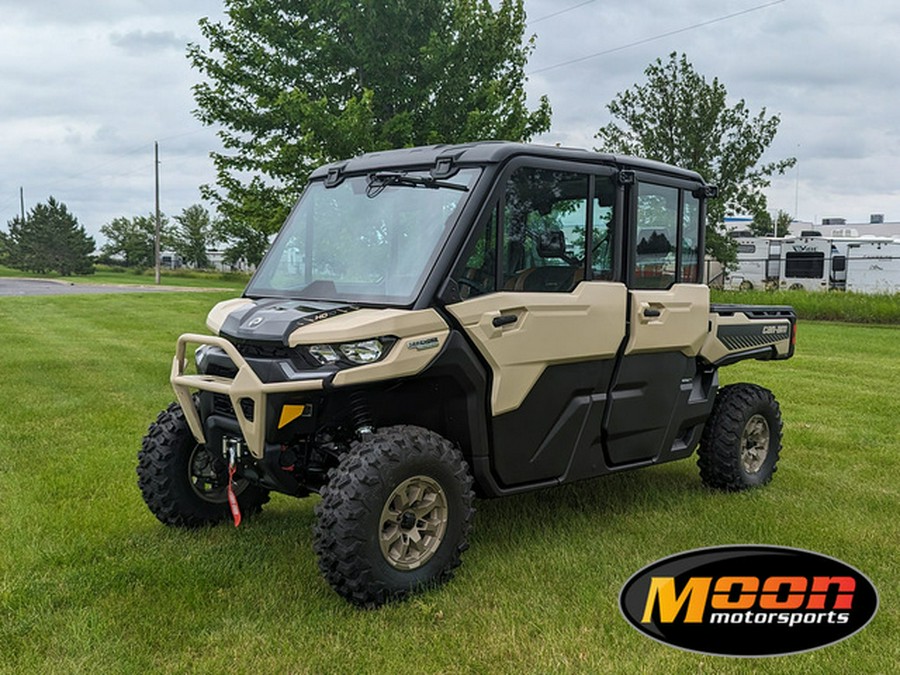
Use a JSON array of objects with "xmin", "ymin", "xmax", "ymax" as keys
[{"xmin": 137, "ymin": 142, "xmax": 796, "ymax": 607}]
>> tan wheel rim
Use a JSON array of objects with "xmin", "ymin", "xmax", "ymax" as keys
[
  {"xmin": 379, "ymin": 475, "xmax": 448, "ymax": 571},
  {"xmin": 740, "ymin": 414, "xmax": 770, "ymax": 475}
]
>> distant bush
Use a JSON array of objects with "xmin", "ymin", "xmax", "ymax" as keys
[{"xmin": 711, "ymin": 289, "xmax": 900, "ymax": 324}]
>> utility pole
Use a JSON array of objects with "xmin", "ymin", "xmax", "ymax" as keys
[
  {"xmin": 19, "ymin": 187, "xmax": 25, "ymax": 223},
  {"xmin": 154, "ymin": 141, "xmax": 161, "ymax": 285},
  {"xmin": 794, "ymin": 145, "xmax": 800, "ymax": 223}
]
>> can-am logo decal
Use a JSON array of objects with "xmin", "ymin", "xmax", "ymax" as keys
[{"xmin": 619, "ymin": 545, "xmax": 878, "ymax": 657}]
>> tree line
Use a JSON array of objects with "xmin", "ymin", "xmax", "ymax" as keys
[
  {"xmin": 2, "ymin": 1, "xmax": 797, "ymax": 275},
  {"xmin": 0, "ymin": 201, "xmax": 231, "ymax": 276}
]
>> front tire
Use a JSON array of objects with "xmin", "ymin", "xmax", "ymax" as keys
[
  {"xmin": 137, "ymin": 401, "xmax": 269, "ymax": 527},
  {"xmin": 313, "ymin": 425, "xmax": 475, "ymax": 607},
  {"xmin": 698, "ymin": 384, "xmax": 783, "ymax": 491}
]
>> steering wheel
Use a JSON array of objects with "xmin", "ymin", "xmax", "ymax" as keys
[{"xmin": 456, "ymin": 277, "xmax": 485, "ymax": 297}]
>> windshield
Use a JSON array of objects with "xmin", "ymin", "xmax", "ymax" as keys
[{"xmin": 246, "ymin": 168, "xmax": 481, "ymax": 305}]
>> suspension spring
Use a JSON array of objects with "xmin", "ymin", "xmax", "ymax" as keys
[{"xmin": 349, "ymin": 391, "xmax": 374, "ymax": 439}]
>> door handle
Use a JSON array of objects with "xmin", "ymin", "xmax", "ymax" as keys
[
  {"xmin": 492, "ymin": 314, "xmax": 518, "ymax": 328},
  {"xmin": 643, "ymin": 308, "xmax": 661, "ymax": 318}
]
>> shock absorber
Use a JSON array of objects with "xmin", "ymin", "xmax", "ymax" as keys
[{"xmin": 349, "ymin": 390, "xmax": 375, "ymax": 439}]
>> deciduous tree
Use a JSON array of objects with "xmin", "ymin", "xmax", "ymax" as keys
[
  {"xmin": 189, "ymin": 0, "xmax": 551, "ymax": 265},
  {"xmin": 595, "ymin": 52, "xmax": 795, "ymax": 265},
  {"xmin": 173, "ymin": 204, "xmax": 215, "ymax": 268},
  {"xmin": 100, "ymin": 214, "xmax": 172, "ymax": 268},
  {"xmin": 748, "ymin": 209, "xmax": 793, "ymax": 238}
]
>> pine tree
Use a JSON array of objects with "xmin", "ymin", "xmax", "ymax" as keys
[{"xmin": 3, "ymin": 197, "xmax": 95, "ymax": 275}]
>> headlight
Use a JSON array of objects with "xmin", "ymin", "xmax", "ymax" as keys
[
  {"xmin": 307, "ymin": 338, "xmax": 389, "ymax": 366},
  {"xmin": 339, "ymin": 339, "xmax": 384, "ymax": 364},
  {"xmin": 308, "ymin": 344, "xmax": 341, "ymax": 365}
]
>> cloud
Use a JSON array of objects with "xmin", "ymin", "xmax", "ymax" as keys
[
  {"xmin": 110, "ymin": 30, "xmax": 187, "ymax": 56},
  {"xmin": 4, "ymin": 0, "xmax": 900, "ymax": 236}
]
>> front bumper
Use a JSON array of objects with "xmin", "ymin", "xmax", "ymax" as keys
[{"xmin": 171, "ymin": 333, "xmax": 325, "ymax": 459}]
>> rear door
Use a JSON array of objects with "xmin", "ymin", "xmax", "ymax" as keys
[{"xmin": 602, "ymin": 179, "xmax": 711, "ymax": 466}]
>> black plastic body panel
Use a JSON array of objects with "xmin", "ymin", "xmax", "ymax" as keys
[
  {"xmin": 479, "ymin": 354, "xmax": 718, "ymax": 495},
  {"xmin": 491, "ymin": 360, "xmax": 616, "ymax": 486}
]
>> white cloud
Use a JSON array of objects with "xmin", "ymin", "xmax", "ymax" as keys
[
  {"xmin": 3, "ymin": 0, "xmax": 900, "ymax": 243},
  {"xmin": 524, "ymin": 0, "xmax": 900, "ymax": 222}
]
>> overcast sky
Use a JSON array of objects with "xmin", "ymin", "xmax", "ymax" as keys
[{"xmin": 2, "ymin": 0, "xmax": 900, "ymax": 244}]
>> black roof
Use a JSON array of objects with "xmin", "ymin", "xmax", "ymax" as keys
[{"xmin": 309, "ymin": 141, "xmax": 708, "ymax": 185}]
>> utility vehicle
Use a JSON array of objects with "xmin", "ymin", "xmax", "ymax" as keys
[{"xmin": 137, "ymin": 142, "xmax": 796, "ymax": 606}]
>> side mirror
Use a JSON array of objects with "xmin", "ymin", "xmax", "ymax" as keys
[{"xmin": 538, "ymin": 230, "xmax": 566, "ymax": 259}]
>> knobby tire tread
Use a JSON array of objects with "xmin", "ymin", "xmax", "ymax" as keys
[
  {"xmin": 137, "ymin": 401, "xmax": 269, "ymax": 528},
  {"xmin": 313, "ymin": 425, "xmax": 475, "ymax": 607},
  {"xmin": 697, "ymin": 383, "xmax": 782, "ymax": 491}
]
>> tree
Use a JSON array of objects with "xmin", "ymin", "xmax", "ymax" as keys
[
  {"xmin": 100, "ymin": 214, "xmax": 172, "ymax": 268},
  {"xmin": 173, "ymin": 204, "xmax": 214, "ymax": 268},
  {"xmin": 748, "ymin": 209, "xmax": 793, "ymax": 237},
  {"xmin": 3, "ymin": 197, "xmax": 95, "ymax": 275},
  {"xmin": 214, "ymin": 217, "xmax": 271, "ymax": 270},
  {"xmin": 595, "ymin": 52, "xmax": 795, "ymax": 265},
  {"xmin": 189, "ymin": 0, "xmax": 551, "ymax": 265}
]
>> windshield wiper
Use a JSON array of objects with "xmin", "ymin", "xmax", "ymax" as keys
[{"xmin": 366, "ymin": 171, "xmax": 469, "ymax": 198}]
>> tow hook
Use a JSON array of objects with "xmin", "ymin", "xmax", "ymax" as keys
[{"xmin": 223, "ymin": 437, "xmax": 244, "ymax": 527}]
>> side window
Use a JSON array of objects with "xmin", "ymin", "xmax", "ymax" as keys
[
  {"xmin": 451, "ymin": 206, "xmax": 498, "ymax": 298},
  {"xmin": 634, "ymin": 183, "xmax": 678, "ymax": 288},
  {"xmin": 633, "ymin": 182, "xmax": 703, "ymax": 288},
  {"xmin": 450, "ymin": 166, "xmax": 617, "ymax": 299},
  {"xmin": 592, "ymin": 176, "xmax": 616, "ymax": 280},
  {"xmin": 502, "ymin": 167, "xmax": 588, "ymax": 292},
  {"xmin": 681, "ymin": 192, "xmax": 701, "ymax": 283}
]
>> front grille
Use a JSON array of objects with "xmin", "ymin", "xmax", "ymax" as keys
[
  {"xmin": 233, "ymin": 341, "xmax": 316, "ymax": 370},
  {"xmin": 211, "ymin": 394, "xmax": 255, "ymax": 422},
  {"xmin": 239, "ymin": 398, "xmax": 255, "ymax": 421},
  {"xmin": 212, "ymin": 393, "xmax": 234, "ymax": 417},
  {"xmin": 236, "ymin": 342, "xmax": 295, "ymax": 359}
]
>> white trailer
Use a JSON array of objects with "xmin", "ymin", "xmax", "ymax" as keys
[
  {"xmin": 777, "ymin": 234, "xmax": 853, "ymax": 292},
  {"xmin": 724, "ymin": 231, "xmax": 899, "ymax": 294},
  {"xmin": 845, "ymin": 239, "xmax": 900, "ymax": 294},
  {"xmin": 724, "ymin": 235, "xmax": 767, "ymax": 289}
]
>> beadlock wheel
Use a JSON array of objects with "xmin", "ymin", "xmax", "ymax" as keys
[
  {"xmin": 698, "ymin": 383, "xmax": 783, "ymax": 491},
  {"xmin": 313, "ymin": 425, "xmax": 475, "ymax": 607},
  {"xmin": 187, "ymin": 442, "xmax": 248, "ymax": 504},
  {"xmin": 740, "ymin": 414, "xmax": 770, "ymax": 475},
  {"xmin": 379, "ymin": 475, "xmax": 449, "ymax": 571},
  {"xmin": 137, "ymin": 400, "xmax": 268, "ymax": 527}
]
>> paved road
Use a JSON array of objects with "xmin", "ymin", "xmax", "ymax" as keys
[{"xmin": 0, "ymin": 278, "xmax": 220, "ymax": 296}]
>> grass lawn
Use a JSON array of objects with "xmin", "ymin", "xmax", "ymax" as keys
[
  {"xmin": 711, "ymin": 287, "xmax": 900, "ymax": 324},
  {"xmin": 0, "ymin": 293, "xmax": 897, "ymax": 673}
]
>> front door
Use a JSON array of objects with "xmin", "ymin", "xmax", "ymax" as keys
[{"xmin": 446, "ymin": 162, "xmax": 626, "ymax": 486}]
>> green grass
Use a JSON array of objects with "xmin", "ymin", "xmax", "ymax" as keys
[
  {"xmin": 1, "ymin": 293, "xmax": 898, "ymax": 673},
  {"xmin": 712, "ymin": 287, "xmax": 900, "ymax": 324}
]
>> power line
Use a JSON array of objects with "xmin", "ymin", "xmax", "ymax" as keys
[
  {"xmin": 528, "ymin": 0, "xmax": 786, "ymax": 75},
  {"xmin": 528, "ymin": 0, "xmax": 595, "ymax": 26},
  {"xmin": 0, "ymin": 126, "xmax": 213, "ymax": 220}
]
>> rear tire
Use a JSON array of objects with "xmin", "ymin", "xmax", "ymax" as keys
[
  {"xmin": 698, "ymin": 384, "xmax": 782, "ymax": 491},
  {"xmin": 137, "ymin": 401, "xmax": 269, "ymax": 527},
  {"xmin": 313, "ymin": 425, "xmax": 475, "ymax": 607}
]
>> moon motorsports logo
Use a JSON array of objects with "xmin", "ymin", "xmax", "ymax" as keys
[{"xmin": 619, "ymin": 545, "xmax": 878, "ymax": 657}]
